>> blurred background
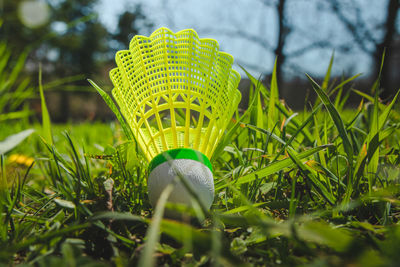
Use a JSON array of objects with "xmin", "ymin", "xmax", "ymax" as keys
[{"xmin": 1, "ymin": 0, "xmax": 399, "ymax": 122}]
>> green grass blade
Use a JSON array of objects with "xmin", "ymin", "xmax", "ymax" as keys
[
  {"xmin": 377, "ymin": 89, "xmax": 399, "ymax": 130},
  {"xmin": 306, "ymin": 74, "xmax": 353, "ymax": 180},
  {"xmin": 0, "ymin": 155, "xmax": 5, "ymax": 193},
  {"xmin": 88, "ymin": 79, "xmax": 134, "ymax": 141},
  {"xmin": 245, "ymin": 123, "xmax": 288, "ymax": 146},
  {"xmin": 307, "ymin": 160, "xmax": 345, "ymax": 188},
  {"xmin": 91, "ymin": 211, "xmax": 144, "ymax": 222},
  {"xmin": 222, "ymin": 202, "xmax": 267, "ymax": 215},
  {"xmin": 272, "ymin": 104, "xmax": 322, "ymax": 163},
  {"xmin": 216, "ymin": 145, "xmax": 331, "ymax": 190},
  {"xmin": 371, "ymin": 48, "xmax": 385, "ymax": 94},
  {"xmin": 0, "ymin": 110, "xmax": 33, "ymax": 122},
  {"xmin": 39, "ymin": 66, "xmax": 53, "ymax": 145},
  {"xmin": 256, "ymin": 91, "xmax": 264, "ymax": 145},
  {"xmin": 249, "ymin": 86, "xmax": 264, "ymax": 148},
  {"xmin": 240, "ymin": 66, "xmax": 270, "ymax": 97},
  {"xmin": 297, "ymin": 220, "xmax": 353, "ymax": 252},
  {"xmin": 353, "ymin": 89, "xmax": 400, "ymax": 119},
  {"xmin": 289, "ymin": 175, "xmax": 298, "ymax": 218},
  {"xmin": 287, "ymin": 149, "xmax": 335, "ymax": 205},
  {"xmin": 8, "ymin": 223, "xmax": 91, "ymax": 253},
  {"xmin": 8, "ymin": 50, "xmax": 28, "ymax": 88},
  {"xmin": 329, "ymin": 73, "xmax": 362, "ymax": 96},
  {"xmin": 333, "ymin": 74, "xmax": 344, "ymax": 110},
  {"xmin": 138, "ymin": 183, "xmax": 174, "ymax": 267},
  {"xmin": 268, "ymin": 58, "xmax": 279, "ymax": 131},
  {"xmin": 367, "ymin": 90, "xmax": 380, "ymax": 193},
  {"xmin": 42, "ymin": 74, "xmax": 85, "ymax": 90},
  {"xmin": 322, "ymin": 51, "xmax": 334, "ymax": 90},
  {"xmin": 9, "ymin": 78, "xmax": 32, "ymax": 110},
  {"xmin": 355, "ymin": 89, "xmax": 399, "ymax": 192},
  {"xmin": 353, "ymin": 89, "xmax": 375, "ymax": 103},
  {"xmin": 241, "ymin": 66, "xmax": 315, "ymax": 144},
  {"xmin": 313, "ymin": 113, "xmax": 327, "ymax": 168}
]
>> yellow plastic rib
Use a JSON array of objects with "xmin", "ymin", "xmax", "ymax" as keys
[{"xmin": 110, "ymin": 27, "xmax": 241, "ymax": 162}]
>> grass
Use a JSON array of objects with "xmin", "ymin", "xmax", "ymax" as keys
[{"xmin": 1, "ymin": 57, "xmax": 400, "ymax": 266}]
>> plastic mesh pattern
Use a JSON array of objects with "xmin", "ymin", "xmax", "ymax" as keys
[{"xmin": 110, "ymin": 28, "xmax": 241, "ymax": 162}]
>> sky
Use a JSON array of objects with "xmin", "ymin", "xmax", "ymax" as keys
[{"xmin": 96, "ymin": 0, "xmax": 394, "ymax": 79}]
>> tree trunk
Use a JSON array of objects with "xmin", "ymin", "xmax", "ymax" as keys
[
  {"xmin": 374, "ymin": 0, "xmax": 399, "ymax": 100},
  {"xmin": 274, "ymin": 0, "xmax": 288, "ymax": 88}
]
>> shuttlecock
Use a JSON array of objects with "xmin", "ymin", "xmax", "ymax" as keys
[{"xmin": 110, "ymin": 27, "xmax": 241, "ymax": 211}]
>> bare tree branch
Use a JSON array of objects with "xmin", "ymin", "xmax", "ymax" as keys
[
  {"xmin": 258, "ymin": 0, "xmax": 278, "ymax": 7},
  {"xmin": 198, "ymin": 27, "xmax": 274, "ymax": 51},
  {"xmin": 236, "ymin": 58, "xmax": 270, "ymax": 74},
  {"xmin": 286, "ymin": 40, "xmax": 353, "ymax": 58},
  {"xmin": 328, "ymin": 0, "xmax": 399, "ymax": 98},
  {"xmin": 327, "ymin": 0, "xmax": 376, "ymax": 54}
]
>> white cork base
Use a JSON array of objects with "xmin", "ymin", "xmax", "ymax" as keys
[{"xmin": 148, "ymin": 159, "xmax": 214, "ymax": 210}]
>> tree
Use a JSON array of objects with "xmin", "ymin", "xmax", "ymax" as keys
[
  {"xmin": 328, "ymin": 0, "xmax": 400, "ymax": 100},
  {"xmin": 1, "ymin": 0, "xmax": 154, "ymax": 122},
  {"xmin": 49, "ymin": 0, "xmax": 108, "ymax": 76},
  {"xmin": 197, "ymin": 0, "xmax": 335, "ymax": 91},
  {"xmin": 273, "ymin": 0, "xmax": 289, "ymax": 87},
  {"xmin": 45, "ymin": 0, "xmax": 108, "ymax": 121},
  {"xmin": 113, "ymin": 5, "xmax": 153, "ymax": 50},
  {"xmin": 0, "ymin": 0, "xmax": 52, "ymax": 57}
]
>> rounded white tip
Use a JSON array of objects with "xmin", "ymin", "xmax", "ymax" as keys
[{"xmin": 148, "ymin": 159, "xmax": 214, "ymax": 210}]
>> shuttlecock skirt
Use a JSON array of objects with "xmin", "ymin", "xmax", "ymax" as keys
[{"xmin": 110, "ymin": 28, "xmax": 241, "ymax": 162}]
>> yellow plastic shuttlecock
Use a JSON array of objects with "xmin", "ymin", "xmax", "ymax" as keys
[{"xmin": 110, "ymin": 27, "xmax": 241, "ymax": 210}]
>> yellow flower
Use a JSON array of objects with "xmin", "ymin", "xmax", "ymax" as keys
[{"xmin": 8, "ymin": 154, "xmax": 34, "ymax": 167}]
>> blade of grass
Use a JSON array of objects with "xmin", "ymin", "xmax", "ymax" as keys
[
  {"xmin": 268, "ymin": 58, "xmax": 279, "ymax": 131},
  {"xmin": 289, "ymin": 175, "xmax": 298, "ymax": 218},
  {"xmin": 353, "ymin": 89, "xmax": 400, "ymax": 119},
  {"xmin": 328, "ymin": 73, "xmax": 362, "ymax": 97},
  {"xmin": 91, "ymin": 211, "xmax": 144, "ymax": 222},
  {"xmin": 0, "ymin": 110, "xmax": 33, "ymax": 122},
  {"xmin": 216, "ymin": 145, "xmax": 331, "ymax": 190},
  {"xmin": 312, "ymin": 51, "xmax": 335, "ymax": 109},
  {"xmin": 306, "ymin": 74, "xmax": 353, "ymax": 200},
  {"xmin": 272, "ymin": 104, "xmax": 323, "ymax": 163},
  {"xmin": 244, "ymin": 123, "xmax": 288, "ymax": 146},
  {"xmin": 367, "ymin": 90, "xmax": 380, "ymax": 193},
  {"xmin": 313, "ymin": 113, "xmax": 327, "ymax": 168},
  {"xmin": 138, "ymin": 183, "xmax": 174, "ymax": 267},
  {"xmin": 322, "ymin": 51, "xmax": 334, "ymax": 90},
  {"xmin": 241, "ymin": 66, "xmax": 314, "ymax": 144},
  {"xmin": 267, "ymin": 58, "xmax": 279, "ymax": 154},
  {"xmin": 39, "ymin": 65, "xmax": 53, "ymax": 145},
  {"xmin": 222, "ymin": 202, "xmax": 267, "ymax": 215},
  {"xmin": 7, "ymin": 222, "xmax": 91, "ymax": 252},
  {"xmin": 287, "ymin": 149, "xmax": 335, "ymax": 205},
  {"xmin": 377, "ymin": 89, "xmax": 399, "ymax": 130},
  {"xmin": 256, "ymin": 91, "xmax": 264, "ymax": 147},
  {"xmin": 353, "ymin": 90, "xmax": 399, "ymax": 192},
  {"xmin": 371, "ymin": 49, "xmax": 385, "ymax": 94},
  {"xmin": 333, "ymin": 73, "xmax": 344, "ymax": 110},
  {"xmin": 88, "ymin": 79, "xmax": 134, "ymax": 142}
]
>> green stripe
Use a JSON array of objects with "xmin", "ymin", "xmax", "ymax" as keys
[{"xmin": 148, "ymin": 148, "xmax": 212, "ymax": 173}]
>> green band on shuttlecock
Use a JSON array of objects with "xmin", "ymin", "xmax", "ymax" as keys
[{"xmin": 148, "ymin": 148, "xmax": 212, "ymax": 173}]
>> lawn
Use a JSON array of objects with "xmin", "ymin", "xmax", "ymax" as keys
[{"xmin": 1, "ymin": 64, "xmax": 400, "ymax": 266}]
